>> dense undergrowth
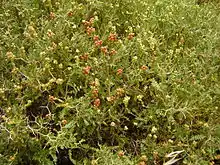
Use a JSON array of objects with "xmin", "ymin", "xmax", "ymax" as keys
[{"xmin": 0, "ymin": 0, "xmax": 220, "ymax": 164}]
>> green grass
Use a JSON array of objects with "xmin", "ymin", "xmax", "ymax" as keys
[{"xmin": 0, "ymin": 0, "xmax": 220, "ymax": 164}]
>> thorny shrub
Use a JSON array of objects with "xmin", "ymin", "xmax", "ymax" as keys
[{"xmin": 0, "ymin": 0, "xmax": 220, "ymax": 164}]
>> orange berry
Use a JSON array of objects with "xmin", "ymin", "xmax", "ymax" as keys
[
  {"xmin": 50, "ymin": 12, "xmax": 55, "ymax": 19},
  {"xmin": 117, "ymin": 68, "xmax": 123, "ymax": 75},
  {"xmin": 83, "ymin": 66, "xmax": 91, "ymax": 75},
  {"xmin": 61, "ymin": 120, "xmax": 67, "ymax": 125},
  {"xmin": 128, "ymin": 33, "xmax": 135, "ymax": 40},
  {"xmin": 80, "ymin": 53, "xmax": 89, "ymax": 61},
  {"xmin": 95, "ymin": 40, "xmax": 103, "ymax": 47},
  {"xmin": 92, "ymin": 89, "xmax": 99, "ymax": 98},
  {"xmin": 67, "ymin": 11, "xmax": 73, "ymax": 17},
  {"xmin": 141, "ymin": 65, "xmax": 147, "ymax": 71},
  {"xmin": 110, "ymin": 49, "xmax": 117, "ymax": 56},
  {"xmin": 108, "ymin": 33, "xmax": 117, "ymax": 41},
  {"xmin": 93, "ymin": 98, "xmax": 100, "ymax": 107},
  {"xmin": 82, "ymin": 20, "xmax": 92, "ymax": 27},
  {"xmin": 118, "ymin": 151, "xmax": 124, "ymax": 157},
  {"xmin": 48, "ymin": 95, "xmax": 55, "ymax": 103},
  {"xmin": 86, "ymin": 27, "xmax": 95, "ymax": 35},
  {"xmin": 89, "ymin": 79, "xmax": 100, "ymax": 87},
  {"xmin": 93, "ymin": 35, "xmax": 99, "ymax": 41},
  {"xmin": 101, "ymin": 46, "xmax": 108, "ymax": 54},
  {"xmin": 47, "ymin": 30, "xmax": 55, "ymax": 37},
  {"xmin": 138, "ymin": 161, "xmax": 146, "ymax": 165}
]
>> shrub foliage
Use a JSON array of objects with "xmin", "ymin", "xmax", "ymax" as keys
[{"xmin": 0, "ymin": 0, "xmax": 220, "ymax": 164}]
